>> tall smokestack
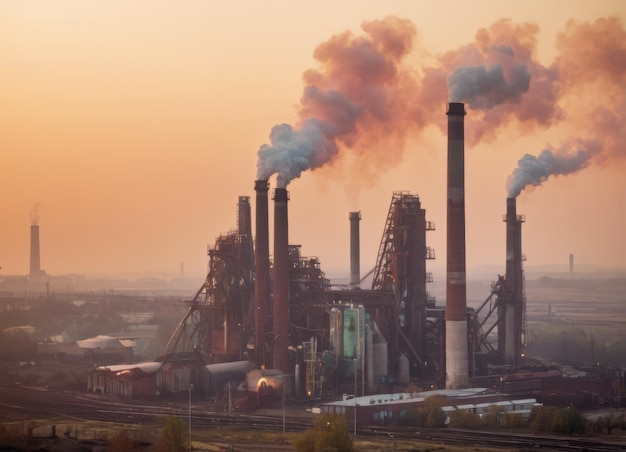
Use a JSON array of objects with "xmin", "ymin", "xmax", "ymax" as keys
[
  {"xmin": 504, "ymin": 197, "xmax": 524, "ymax": 364},
  {"xmin": 273, "ymin": 187, "xmax": 290, "ymax": 372},
  {"xmin": 349, "ymin": 211, "xmax": 361, "ymax": 288},
  {"xmin": 254, "ymin": 180, "xmax": 271, "ymax": 367},
  {"xmin": 29, "ymin": 224, "xmax": 41, "ymax": 278},
  {"xmin": 445, "ymin": 102, "xmax": 469, "ymax": 389}
]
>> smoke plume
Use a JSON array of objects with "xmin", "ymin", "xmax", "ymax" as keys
[
  {"xmin": 508, "ymin": 17, "xmax": 626, "ymax": 197},
  {"xmin": 256, "ymin": 16, "xmax": 421, "ymax": 188},
  {"xmin": 256, "ymin": 16, "xmax": 626, "ymax": 195},
  {"xmin": 506, "ymin": 141, "xmax": 598, "ymax": 198},
  {"xmin": 29, "ymin": 203, "xmax": 40, "ymax": 226}
]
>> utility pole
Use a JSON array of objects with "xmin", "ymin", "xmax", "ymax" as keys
[{"xmin": 188, "ymin": 384, "xmax": 193, "ymax": 451}]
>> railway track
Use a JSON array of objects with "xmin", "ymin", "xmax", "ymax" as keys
[{"xmin": 1, "ymin": 385, "xmax": 624, "ymax": 451}]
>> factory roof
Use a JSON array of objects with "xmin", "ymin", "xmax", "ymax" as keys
[
  {"xmin": 94, "ymin": 361, "xmax": 162, "ymax": 374},
  {"xmin": 324, "ymin": 387, "xmax": 490, "ymax": 407}
]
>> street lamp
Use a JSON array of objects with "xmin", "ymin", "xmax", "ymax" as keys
[{"xmin": 188, "ymin": 384, "xmax": 193, "ymax": 451}]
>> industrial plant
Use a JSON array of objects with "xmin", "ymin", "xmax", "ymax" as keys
[{"xmin": 83, "ymin": 103, "xmax": 622, "ymax": 418}]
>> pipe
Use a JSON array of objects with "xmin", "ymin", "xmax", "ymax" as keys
[
  {"xmin": 445, "ymin": 102, "xmax": 469, "ymax": 389},
  {"xmin": 349, "ymin": 212, "xmax": 361, "ymax": 288},
  {"xmin": 254, "ymin": 180, "xmax": 271, "ymax": 367},
  {"xmin": 273, "ymin": 187, "xmax": 290, "ymax": 372}
]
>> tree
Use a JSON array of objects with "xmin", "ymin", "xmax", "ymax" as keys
[
  {"xmin": 553, "ymin": 406, "xmax": 586, "ymax": 436},
  {"xmin": 481, "ymin": 405, "xmax": 503, "ymax": 428},
  {"xmin": 448, "ymin": 409, "xmax": 480, "ymax": 428},
  {"xmin": 597, "ymin": 413, "xmax": 620, "ymax": 435},
  {"xmin": 158, "ymin": 415, "xmax": 188, "ymax": 452},
  {"xmin": 294, "ymin": 413, "xmax": 353, "ymax": 452},
  {"xmin": 530, "ymin": 405, "xmax": 586, "ymax": 436},
  {"xmin": 421, "ymin": 395, "xmax": 448, "ymax": 428}
]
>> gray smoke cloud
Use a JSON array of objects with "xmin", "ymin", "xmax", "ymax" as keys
[
  {"xmin": 506, "ymin": 148, "xmax": 592, "ymax": 198},
  {"xmin": 256, "ymin": 87, "xmax": 362, "ymax": 188},
  {"xmin": 255, "ymin": 16, "xmax": 417, "ymax": 188},
  {"xmin": 448, "ymin": 63, "xmax": 531, "ymax": 108}
]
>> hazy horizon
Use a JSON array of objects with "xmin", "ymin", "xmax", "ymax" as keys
[{"xmin": 2, "ymin": 1, "xmax": 625, "ymax": 277}]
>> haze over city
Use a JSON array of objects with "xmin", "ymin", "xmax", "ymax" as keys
[{"xmin": 2, "ymin": 0, "xmax": 625, "ymax": 280}]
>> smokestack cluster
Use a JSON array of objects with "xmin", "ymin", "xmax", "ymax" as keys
[
  {"xmin": 249, "ymin": 16, "xmax": 626, "ymax": 378},
  {"xmin": 254, "ymin": 180, "xmax": 271, "ymax": 367},
  {"xmin": 445, "ymin": 102, "xmax": 469, "ymax": 389},
  {"xmin": 272, "ymin": 187, "xmax": 290, "ymax": 372},
  {"xmin": 349, "ymin": 211, "xmax": 361, "ymax": 288}
]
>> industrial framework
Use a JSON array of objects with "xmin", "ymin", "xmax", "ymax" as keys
[
  {"xmin": 160, "ymin": 196, "xmax": 254, "ymax": 365},
  {"xmin": 159, "ymin": 102, "xmax": 527, "ymax": 398}
]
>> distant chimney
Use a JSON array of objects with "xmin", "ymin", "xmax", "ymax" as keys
[
  {"xmin": 569, "ymin": 254, "xmax": 574, "ymax": 274},
  {"xmin": 29, "ymin": 224, "xmax": 41, "ymax": 278},
  {"xmin": 445, "ymin": 102, "xmax": 469, "ymax": 389},
  {"xmin": 273, "ymin": 187, "xmax": 290, "ymax": 372},
  {"xmin": 349, "ymin": 212, "xmax": 361, "ymax": 288},
  {"xmin": 254, "ymin": 180, "xmax": 271, "ymax": 367}
]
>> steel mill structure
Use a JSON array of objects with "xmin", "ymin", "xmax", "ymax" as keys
[{"xmin": 159, "ymin": 102, "xmax": 528, "ymax": 399}]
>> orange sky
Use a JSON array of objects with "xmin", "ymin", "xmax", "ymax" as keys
[{"xmin": 1, "ymin": 1, "xmax": 625, "ymax": 281}]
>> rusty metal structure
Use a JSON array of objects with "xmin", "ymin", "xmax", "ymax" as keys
[
  {"xmin": 159, "ymin": 196, "xmax": 254, "ymax": 365},
  {"xmin": 371, "ymin": 191, "xmax": 436, "ymax": 379},
  {"xmin": 471, "ymin": 197, "xmax": 527, "ymax": 370},
  {"xmin": 158, "ymin": 103, "xmax": 527, "ymax": 396}
]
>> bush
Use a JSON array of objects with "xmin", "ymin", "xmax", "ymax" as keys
[
  {"xmin": 448, "ymin": 409, "xmax": 480, "ymax": 428},
  {"xmin": 158, "ymin": 416, "xmax": 188, "ymax": 452},
  {"xmin": 294, "ymin": 413, "xmax": 353, "ymax": 452},
  {"xmin": 481, "ymin": 405, "xmax": 503, "ymax": 427},
  {"xmin": 530, "ymin": 405, "xmax": 586, "ymax": 436},
  {"xmin": 408, "ymin": 395, "xmax": 448, "ymax": 428}
]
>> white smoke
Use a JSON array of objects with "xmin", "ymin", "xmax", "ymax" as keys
[
  {"xmin": 448, "ymin": 63, "xmax": 531, "ymax": 108},
  {"xmin": 506, "ymin": 148, "xmax": 592, "ymax": 198}
]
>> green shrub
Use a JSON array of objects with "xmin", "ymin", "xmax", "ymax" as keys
[{"xmin": 294, "ymin": 413, "xmax": 353, "ymax": 452}]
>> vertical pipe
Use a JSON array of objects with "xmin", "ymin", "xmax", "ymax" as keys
[
  {"xmin": 254, "ymin": 180, "xmax": 271, "ymax": 367},
  {"xmin": 273, "ymin": 187, "xmax": 290, "ymax": 372},
  {"xmin": 445, "ymin": 102, "xmax": 469, "ymax": 389},
  {"xmin": 349, "ymin": 212, "xmax": 361, "ymax": 288}
]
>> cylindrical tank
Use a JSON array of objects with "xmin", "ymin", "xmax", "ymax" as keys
[
  {"xmin": 397, "ymin": 353, "xmax": 410, "ymax": 386},
  {"xmin": 372, "ymin": 330, "xmax": 388, "ymax": 390}
]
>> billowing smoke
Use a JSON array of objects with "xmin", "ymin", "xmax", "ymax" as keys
[
  {"xmin": 449, "ymin": 62, "xmax": 530, "ymax": 109},
  {"xmin": 256, "ymin": 16, "xmax": 420, "ymax": 188},
  {"xmin": 507, "ymin": 17, "xmax": 626, "ymax": 197},
  {"xmin": 256, "ymin": 16, "xmax": 626, "ymax": 193},
  {"xmin": 506, "ymin": 144, "xmax": 595, "ymax": 198}
]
